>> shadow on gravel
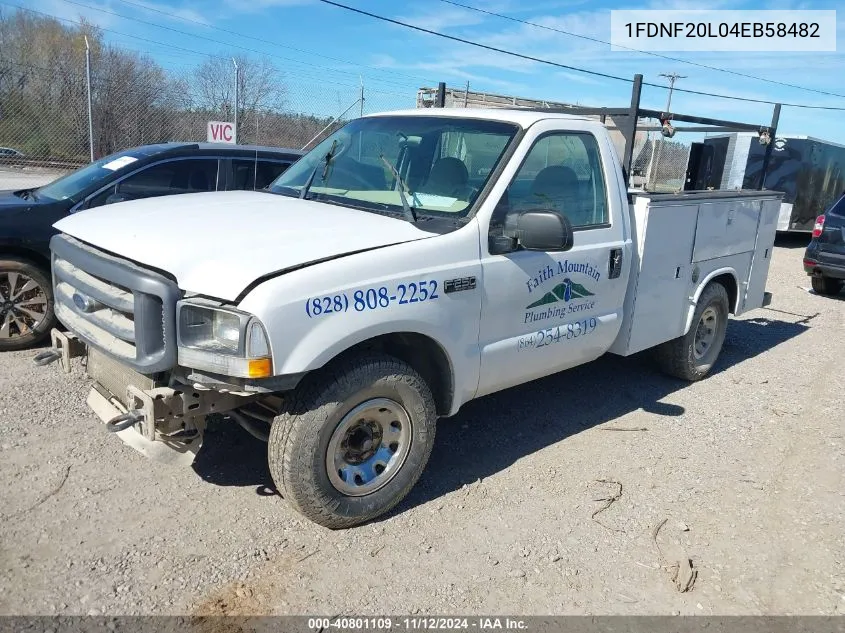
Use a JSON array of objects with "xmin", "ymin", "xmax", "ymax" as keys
[
  {"xmin": 192, "ymin": 419, "xmax": 278, "ymax": 496},
  {"xmin": 189, "ymin": 316, "xmax": 812, "ymax": 518},
  {"xmin": 804, "ymin": 287, "xmax": 845, "ymax": 301},
  {"xmin": 397, "ymin": 315, "xmax": 812, "ymax": 515}
]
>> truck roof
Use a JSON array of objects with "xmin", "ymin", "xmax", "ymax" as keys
[{"xmin": 365, "ymin": 107, "xmax": 599, "ymax": 128}]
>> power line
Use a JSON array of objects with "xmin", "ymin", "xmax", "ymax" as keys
[
  {"xmin": 111, "ymin": 0, "xmax": 437, "ymax": 87},
  {"xmin": 316, "ymin": 0, "xmax": 845, "ymax": 111},
  {"xmin": 438, "ymin": 0, "xmax": 845, "ymax": 100},
  {"xmin": 3, "ymin": 2, "xmax": 414, "ymax": 95},
  {"xmin": 56, "ymin": 0, "xmax": 418, "ymax": 91},
  {"xmin": 323, "ymin": 1, "xmax": 634, "ymax": 83}
]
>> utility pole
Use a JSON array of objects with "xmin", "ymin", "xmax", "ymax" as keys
[
  {"xmin": 232, "ymin": 57, "xmax": 239, "ymax": 144},
  {"xmin": 659, "ymin": 72, "xmax": 686, "ymax": 113},
  {"xmin": 84, "ymin": 36, "xmax": 94, "ymax": 162}
]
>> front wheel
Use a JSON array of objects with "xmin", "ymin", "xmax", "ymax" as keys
[
  {"xmin": 0, "ymin": 258, "xmax": 56, "ymax": 352},
  {"xmin": 268, "ymin": 353, "xmax": 437, "ymax": 529},
  {"xmin": 654, "ymin": 281, "xmax": 730, "ymax": 382}
]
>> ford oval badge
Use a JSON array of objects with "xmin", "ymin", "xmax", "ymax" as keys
[{"xmin": 72, "ymin": 292, "xmax": 94, "ymax": 313}]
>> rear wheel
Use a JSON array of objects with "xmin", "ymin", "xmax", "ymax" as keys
[
  {"xmin": 654, "ymin": 282, "xmax": 730, "ymax": 382},
  {"xmin": 811, "ymin": 275, "xmax": 843, "ymax": 296},
  {"xmin": 0, "ymin": 258, "xmax": 55, "ymax": 352},
  {"xmin": 268, "ymin": 353, "xmax": 437, "ymax": 529}
]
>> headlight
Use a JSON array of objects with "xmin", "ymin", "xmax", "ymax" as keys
[{"xmin": 176, "ymin": 302, "xmax": 272, "ymax": 378}]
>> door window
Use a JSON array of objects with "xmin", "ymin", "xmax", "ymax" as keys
[
  {"xmin": 231, "ymin": 159, "xmax": 293, "ymax": 190},
  {"xmin": 88, "ymin": 158, "xmax": 218, "ymax": 208},
  {"xmin": 502, "ymin": 132, "xmax": 609, "ymax": 228}
]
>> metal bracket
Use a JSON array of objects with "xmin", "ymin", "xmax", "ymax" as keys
[
  {"xmin": 126, "ymin": 384, "xmax": 159, "ymax": 441},
  {"xmin": 124, "ymin": 383, "xmax": 256, "ymax": 442},
  {"xmin": 55, "ymin": 329, "xmax": 85, "ymax": 373},
  {"xmin": 32, "ymin": 329, "xmax": 85, "ymax": 373}
]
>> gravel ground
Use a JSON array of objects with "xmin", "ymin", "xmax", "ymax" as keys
[{"xmin": 0, "ymin": 235, "xmax": 843, "ymax": 616}]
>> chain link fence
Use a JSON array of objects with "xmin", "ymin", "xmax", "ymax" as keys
[
  {"xmin": 629, "ymin": 123, "xmax": 694, "ymax": 193},
  {"xmin": 0, "ymin": 49, "xmax": 413, "ymax": 177}
]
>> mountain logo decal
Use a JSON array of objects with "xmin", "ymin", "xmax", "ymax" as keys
[{"xmin": 526, "ymin": 277, "xmax": 594, "ymax": 309}]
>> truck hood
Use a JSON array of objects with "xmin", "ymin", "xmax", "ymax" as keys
[{"xmin": 53, "ymin": 190, "xmax": 438, "ymax": 301}]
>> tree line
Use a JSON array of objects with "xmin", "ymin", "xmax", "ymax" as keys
[{"xmin": 0, "ymin": 9, "xmax": 345, "ymax": 163}]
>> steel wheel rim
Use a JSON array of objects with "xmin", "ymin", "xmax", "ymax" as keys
[
  {"xmin": 0, "ymin": 271, "xmax": 48, "ymax": 341},
  {"xmin": 693, "ymin": 306, "xmax": 719, "ymax": 360},
  {"xmin": 327, "ymin": 398, "xmax": 413, "ymax": 497}
]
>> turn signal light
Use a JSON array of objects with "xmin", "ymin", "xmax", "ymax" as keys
[
  {"xmin": 812, "ymin": 215, "xmax": 825, "ymax": 238},
  {"xmin": 247, "ymin": 357, "xmax": 272, "ymax": 378}
]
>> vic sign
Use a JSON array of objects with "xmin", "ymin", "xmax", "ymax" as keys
[{"xmin": 207, "ymin": 121, "xmax": 236, "ymax": 144}]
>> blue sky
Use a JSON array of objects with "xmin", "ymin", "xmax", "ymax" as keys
[{"xmin": 38, "ymin": 0, "xmax": 845, "ymax": 143}]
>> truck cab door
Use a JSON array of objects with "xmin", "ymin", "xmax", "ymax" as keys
[{"xmin": 475, "ymin": 122, "xmax": 631, "ymax": 397}]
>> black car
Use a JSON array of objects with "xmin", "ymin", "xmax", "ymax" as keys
[
  {"xmin": 804, "ymin": 192, "xmax": 845, "ymax": 296},
  {"xmin": 0, "ymin": 142, "xmax": 303, "ymax": 351}
]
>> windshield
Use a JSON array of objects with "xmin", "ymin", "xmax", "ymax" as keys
[
  {"xmin": 37, "ymin": 149, "xmax": 146, "ymax": 201},
  {"xmin": 268, "ymin": 115, "xmax": 520, "ymax": 219}
]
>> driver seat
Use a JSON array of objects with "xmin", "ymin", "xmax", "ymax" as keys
[
  {"xmin": 419, "ymin": 157, "xmax": 470, "ymax": 198},
  {"xmin": 528, "ymin": 165, "xmax": 586, "ymax": 224}
]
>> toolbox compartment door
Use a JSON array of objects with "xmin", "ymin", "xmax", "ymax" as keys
[{"xmin": 741, "ymin": 198, "xmax": 780, "ymax": 313}]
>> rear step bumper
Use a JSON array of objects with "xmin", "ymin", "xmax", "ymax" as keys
[{"xmin": 805, "ymin": 261, "xmax": 845, "ymax": 279}]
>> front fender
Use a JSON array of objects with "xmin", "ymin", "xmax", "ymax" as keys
[
  {"xmin": 283, "ymin": 317, "xmax": 454, "ymax": 375},
  {"xmin": 235, "ymin": 220, "xmax": 484, "ymax": 413}
]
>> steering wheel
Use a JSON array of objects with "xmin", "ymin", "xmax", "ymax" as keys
[{"xmin": 326, "ymin": 163, "xmax": 373, "ymax": 190}]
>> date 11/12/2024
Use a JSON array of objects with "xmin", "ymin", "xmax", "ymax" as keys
[
  {"xmin": 306, "ymin": 280, "xmax": 440, "ymax": 318},
  {"xmin": 518, "ymin": 317, "xmax": 598, "ymax": 351}
]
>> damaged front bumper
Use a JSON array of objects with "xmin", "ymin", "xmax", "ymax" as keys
[
  {"xmin": 86, "ymin": 385, "xmax": 204, "ymax": 466},
  {"xmin": 35, "ymin": 329, "xmax": 260, "ymax": 466}
]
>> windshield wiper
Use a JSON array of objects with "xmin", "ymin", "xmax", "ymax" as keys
[
  {"xmin": 379, "ymin": 154, "xmax": 417, "ymax": 224},
  {"xmin": 15, "ymin": 188, "xmax": 38, "ymax": 201},
  {"xmin": 300, "ymin": 139, "xmax": 338, "ymax": 201}
]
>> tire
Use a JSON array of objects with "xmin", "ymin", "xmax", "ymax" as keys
[
  {"xmin": 654, "ymin": 282, "xmax": 730, "ymax": 382},
  {"xmin": 268, "ymin": 353, "xmax": 437, "ymax": 529},
  {"xmin": 0, "ymin": 257, "xmax": 55, "ymax": 352},
  {"xmin": 811, "ymin": 275, "xmax": 843, "ymax": 296}
]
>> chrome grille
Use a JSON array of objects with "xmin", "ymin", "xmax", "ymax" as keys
[{"xmin": 50, "ymin": 234, "xmax": 180, "ymax": 373}]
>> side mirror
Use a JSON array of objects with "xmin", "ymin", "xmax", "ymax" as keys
[{"xmin": 515, "ymin": 210, "xmax": 574, "ymax": 251}]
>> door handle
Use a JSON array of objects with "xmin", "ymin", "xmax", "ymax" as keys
[{"xmin": 609, "ymin": 248, "xmax": 623, "ymax": 279}]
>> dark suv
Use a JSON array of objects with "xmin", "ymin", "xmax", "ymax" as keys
[
  {"xmin": 0, "ymin": 142, "xmax": 303, "ymax": 351},
  {"xmin": 804, "ymin": 192, "xmax": 845, "ymax": 296}
]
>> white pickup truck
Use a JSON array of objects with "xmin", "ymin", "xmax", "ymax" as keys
[{"xmin": 35, "ymin": 107, "xmax": 782, "ymax": 528}]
